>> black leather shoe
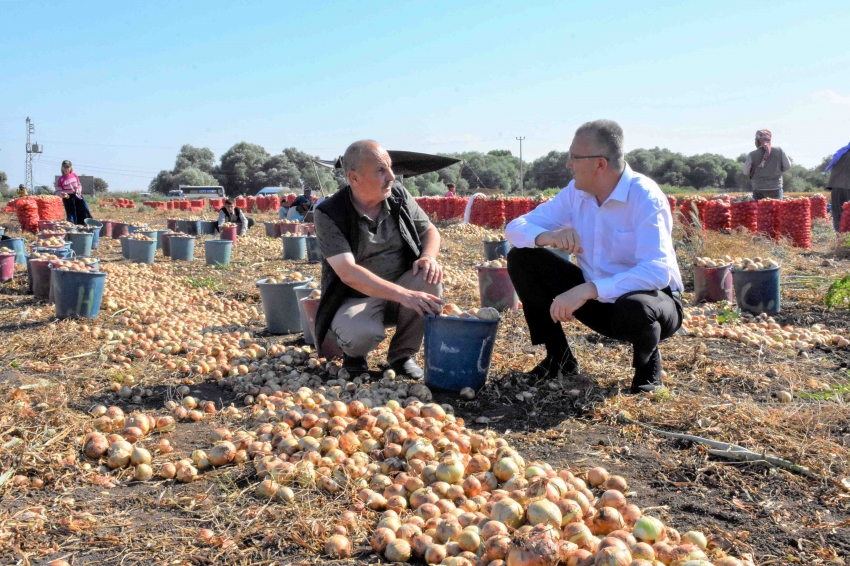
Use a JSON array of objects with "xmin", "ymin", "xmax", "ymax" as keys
[
  {"xmin": 529, "ymin": 352, "xmax": 580, "ymax": 379},
  {"xmin": 629, "ymin": 348, "xmax": 662, "ymax": 394},
  {"xmin": 390, "ymin": 357, "xmax": 424, "ymax": 380},
  {"xmin": 342, "ymin": 355, "xmax": 369, "ymax": 374}
]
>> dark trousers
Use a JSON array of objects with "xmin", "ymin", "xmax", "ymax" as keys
[
  {"xmin": 62, "ymin": 196, "xmax": 92, "ymax": 226},
  {"xmin": 829, "ymin": 187, "xmax": 850, "ymax": 232},
  {"xmin": 507, "ymin": 248, "xmax": 683, "ymax": 368}
]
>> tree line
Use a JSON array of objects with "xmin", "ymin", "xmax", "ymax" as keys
[{"xmin": 142, "ymin": 143, "xmax": 836, "ymax": 198}]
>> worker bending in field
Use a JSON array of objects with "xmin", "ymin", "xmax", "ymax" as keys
[
  {"xmin": 313, "ymin": 140, "xmax": 444, "ymax": 379},
  {"xmin": 506, "ymin": 120, "xmax": 683, "ymax": 394},
  {"xmin": 825, "ymin": 142, "xmax": 850, "ymax": 231},
  {"xmin": 217, "ymin": 199, "xmax": 249, "ymax": 236},
  {"xmin": 743, "ymin": 129, "xmax": 792, "ymax": 201}
]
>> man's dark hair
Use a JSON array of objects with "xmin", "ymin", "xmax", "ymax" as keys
[
  {"xmin": 574, "ymin": 119, "xmax": 625, "ymax": 171},
  {"xmin": 304, "ymin": 188, "xmax": 312, "ymax": 194},
  {"xmin": 225, "ymin": 199, "xmax": 234, "ymax": 206}
]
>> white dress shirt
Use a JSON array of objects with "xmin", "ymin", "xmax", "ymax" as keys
[{"xmin": 505, "ymin": 164, "xmax": 683, "ymax": 303}]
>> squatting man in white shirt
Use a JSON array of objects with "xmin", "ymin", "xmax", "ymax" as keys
[{"xmin": 505, "ymin": 120, "xmax": 684, "ymax": 394}]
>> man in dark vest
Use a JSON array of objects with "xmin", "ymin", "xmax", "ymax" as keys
[
  {"xmin": 218, "ymin": 199, "xmax": 249, "ymax": 236},
  {"xmin": 742, "ymin": 129, "xmax": 792, "ymax": 201},
  {"xmin": 313, "ymin": 140, "xmax": 444, "ymax": 379},
  {"xmin": 825, "ymin": 142, "xmax": 850, "ymax": 231}
]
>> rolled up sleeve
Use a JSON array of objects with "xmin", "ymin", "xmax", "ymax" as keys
[
  {"xmin": 592, "ymin": 206, "xmax": 677, "ymax": 302},
  {"xmin": 505, "ymin": 187, "xmax": 573, "ymax": 248}
]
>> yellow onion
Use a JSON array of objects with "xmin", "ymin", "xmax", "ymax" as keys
[
  {"xmin": 209, "ymin": 442, "xmax": 237, "ymax": 466},
  {"xmin": 436, "ymin": 457, "xmax": 465, "ymax": 484},
  {"xmin": 493, "ymin": 457, "xmax": 520, "ymax": 481},
  {"xmin": 159, "ymin": 463, "xmax": 176, "ymax": 479},
  {"xmin": 593, "ymin": 546, "xmax": 632, "ymax": 566},
  {"xmin": 457, "ymin": 528, "xmax": 480, "ymax": 552},
  {"xmin": 526, "ymin": 499, "xmax": 562, "ymax": 529},
  {"xmin": 324, "ymin": 534, "xmax": 352, "ymax": 558},
  {"xmin": 371, "ymin": 527, "xmax": 396, "ymax": 553},
  {"xmin": 490, "ymin": 498, "xmax": 524, "ymax": 529},
  {"xmin": 84, "ymin": 433, "xmax": 109, "ymax": 459},
  {"xmin": 384, "ymin": 539, "xmax": 412, "ymax": 562},
  {"xmin": 681, "ymin": 531, "xmax": 708, "ymax": 550},
  {"xmin": 592, "ymin": 507, "xmax": 624, "ymax": 535},
  {"xmin": 130, "ymin": 446, "xmax": 152, "ymax": 466},
  {"xmin": 633, "ymin": 516, "xmax": 665, "ymax": 542},
  {"xmin": 424, "ymin": 543, "xmax": 447, "ymax": 564},
  {"xmin": 134, "ymin": 464, "xmax": 154, "ymax": 481}
]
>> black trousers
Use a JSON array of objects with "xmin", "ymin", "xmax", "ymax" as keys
[{"xmin": 507, "ymin": 248, "xmax": 683, "ymax": 368}]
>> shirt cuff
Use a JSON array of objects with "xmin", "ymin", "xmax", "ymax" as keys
[
  {"xmin": 510, "ymin": 225, "xmax": 547, "ymax": 248},
  {"xmin": 591, "ymin": 277, "xmax": 618, "ymax": 303}
]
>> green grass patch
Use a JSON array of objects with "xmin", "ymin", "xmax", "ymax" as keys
[{"xmin": 185, "ymin": 276, "xmax": 218, "ymax": 290}]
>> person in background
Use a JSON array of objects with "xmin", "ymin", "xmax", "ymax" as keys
[
  {"xmin": 218, "ymin": 198, "xmax": 249, "ymax": 236},
  {"xmin": 288, "ymin": 188, "xmax": 313, "ymax": 221},
  {"xmin": 445, "ymin": 183, "xmax": 456, "ymax": 198},
  {"xmin": 313, "ymin": 140, "xmax": 444, "ymax": 379},
  {"xmin": 743, "ymin": 130, "xmax": 792, "ymax": 201},
  {"xmin": 17, "ymin": 184, "xmax": 27, "ymax": 197},
  {"xmin": 54, "ymin": 160, "xmax": 92, "ymax": 225},
  {"xmin": 505, "ymin": 120, "xmax": 683, "ymax": 394},
  {"xmin": 825, "ymin": 142, "xmax": 850, "ymax": 231}
]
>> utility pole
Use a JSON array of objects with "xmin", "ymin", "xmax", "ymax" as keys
[
  {"xmin": 515, "ymin": 136, "xmax": 525, "ymax": 196},
  {"xmin": 25, "ymin": 117, "xmax": 43, "ymax": 192}
]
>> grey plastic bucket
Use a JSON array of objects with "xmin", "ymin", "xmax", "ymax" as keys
[
  {"xmin": 127, "ymin": 224, "xmax": 147, "ymax": 235},
  {"xmin": 147, "ymin": 229, "xmax": 168, "ymax": 250},
  {"xmin": 82, "ymin": 226, "xmax": 101, "ymax": 249},
  {"xmin": 120, "ymin": 235, "xmax": 131, "ymax": 259},
  {"xmin": 257, "ymin": 276, "xmax": 313, "ymax": 334},
  {"xmin": 186, "ymin": 220, "xmax": 201, "ymax": 236},
  {"xmin": 305, "ymin": 236, "xmax": 322, "ymax": 263},
  {"xmin": 282, "ymin": 236, "xmax": 306, "ymax": 260},
  {"xmin": 67, "ymin": 231, "xmax": 93, "ymax": 257},
  {"xmin": 128, "ymin": 238, "xmax": 156, "ymax": 265},
  {"xmin": 200, "ymin": 220, "xmax": 218, "ymax": 235},
  {"xmin": 483, "ymin": 240, "xmax": 509, "ymax": 261},
  {"xmin": 293, "ymin": 284, "xmax": 316, "ymax": 345},
  {"xmin": 732, "ymin": 266, "xmax": 781, "ymax": 315},
  {"xmin": 176, "ymin": 220, "xmax": 190, "ymax": 234},
  {"xmin": 423, "ymin": 314, "xmax": 501, "ymax": 392},
  {"xmin": 1, "ymin": 236, "xmax": 26, "ymax": 265},
  {"xmin": 169, "ymin": 236, "xmax": 195, "ymax": 262},
  {"xmin": 0, "ymin": 227, "xmax": 5, "ymax": 237},
  {"xmin": 264, "ymin": 221, "xmax": 276, "ymax": 238},
  {"xmin": 52, "ymin": 268, "xmax": 106, "ymax": 319},
  {"xmin": 204, "ymin": 239, "xmax": 232, "ymax": 266}
]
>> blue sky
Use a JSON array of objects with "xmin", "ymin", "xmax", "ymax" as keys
[{"xmin": 1, "ymin": 0, "xmax": 849, "ymax": 191}]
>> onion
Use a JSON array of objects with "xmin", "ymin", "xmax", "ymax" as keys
[
  {"xmin": 159, "ymin": 463, "xmax": 176, "ymax": 479},
  {"xmin": 84, "ymin": 433, "xmax": 109, "ymax": 459},
  {"xmin": 209, "ymin": 442, "xmax": 237, "ymax": 466},
  {"xmin": 597, "ymin": 489, "xmax": 627, "ymax": 510},
  {"xmin": 384, "ymin": 539, "xmax": 412, "ymax": 562},
  {"xmin": 436, "ymin": 520, "xmax": 463, "ymax": 543},
  {"xmin": 593, "ymin": 547, "xmax": 631, "ymax": 566},
  {"xmin": 603, "ymin": 475, "xmax": 628, "ymax": 492},
  {"xmin": 567, "ymin": 549, "xmax": 594, "ymax": 566},
  {"xmin": 493, "ymin": 457, "xmax": 520, "ymax": 481},
  {"xmin": 485, "ymin": 534, "xmax": 512, "ymax": 560},
  {"xmin": 481, "ymin": 520, "xmax": 508, "ymax": 540},
  {"xmin": 713, "ymin": 558, "xmax": 744, "ymax": 566},
  {"xmin": 620, "ymin": 504, "xmax": 642, "ymax": 528},
  {"xmin": 424, "ymin": 543, "xmax": 447, "ymax": 564},
  {"xmin": 130, "ymin": 446, "xmax": 152, "ymax": 466},
  {"xmin": 592, "ymin": 507, "xmax": 624, "ymax": 535},
  {"xmin": 175, "ymin": 463, "xmax": 197, "ymax": 483},
  {"xmin": 630, "ymin": 542, "xmax": 655, "ymax": 560},
  {"xmin": 681, "ymin": 531, "xmax": 708, "ymax": 550},
  {"xmin": 324, "ymin": 534, "xmax": 352, "ymax": 558},
  {"xmin": 490, "ymin": 498, "xmax": 524, "ymax": 529},
  {"xmin": 436, "ymin": 457, "xmax": 465, "ymax": 484},
  {"xmin": 633, "ymin": 516, "xmax": 665, "ymax": 542},
  {"xmin": 587, "ymin": 466, "xmax": 609, "ymax": 487},
  {"xmin": 556, "ymin": 499, "xmax": 583, "ymax": 526},
  {"xmin": 134, "ymin": 464, "xmax": 153, "ymax": 481},
  {"xmin": 457, "ymin": 527, "xmax": 480, "ymax": 552},
  {"xmin": 526, "ymin": 499, "xmax": 562, "ymax": 529},
  {"xmin": 412, "ymin": 533, "xmax": 434, "ymax": 556}
]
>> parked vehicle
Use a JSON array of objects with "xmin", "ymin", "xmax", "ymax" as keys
[
  {"xmin": 166, "ymin": 190, "xmax": 186, "ymax": 200},
  {"xmin": 256, "ymin": 187, "xmax": 288, "ymax": 197}
]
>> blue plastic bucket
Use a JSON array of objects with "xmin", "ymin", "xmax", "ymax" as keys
[
  {"xmin": 146, "ymin": 229, "xmax": 167, "ymax": 251},
  {"xmin": 169, "ymin": 236, "xmax": 195, "ymax": 262},
  {"xmin": 282, "ymin": 236, "xmax": 306, "ymax": 260},
  {"xmin": 33, "ymin": 247, "xmax": 73, "ymax": 259},
  {"xmin": 66, "ymin": 231, "xmax": 93, "ymax": 257},
  {"xmin": 200, "ymin": 220, "xmax": 218, "ymax": 235},
  {"xmin": 126, "ymin": 224, "xmax": 147, "ymax": 235},
  {"xmin": 423, "ymin": 314, "xmax": 500, "ymax": 392},
  {"xmin": 305, "ymin": 237, "xmax": 322, "ymax": 263},
  {"xmin": 52, "ymin": 268, "xmax": 106, "ymax": 319},
  {"xmin": 204, "ymin": 239, "xmax": 232, "ymax": 266},
  {"xmin": 185, "ymin": 220, "xmax": 201, "ymax": 236},
  {"xmin": 84, "ymin": 218, "xmax": 103, "ymax": 231},
  {"xmin": 257, "ymin": 276, "xmax": 313, "ymax": 334},
  {"xmin": 82, "ymin": 226, "xmax": 101, "ymax": 249},
  {"xmin": 732, "ymin": 266, "xmax": 781, "ymax": 315},
  {"xmin": 0, "ymin": 227, "xmax": 5, "ymax": 237},
  {"xmin": 128, "ymin": 238, "xmax": 156, "ymax": 265},
  {"xmin": 120, "ymin": 235, "xmax": 131, "ymax": 259},
  {"xmin": 176, "ymin": 220, "xmax": 190, "ymax": 234},
  {"xmin": 483, "ymin": 240, "xmax": 509, "ymax": 261},
  {"xmin": 293, "ymin": 284, "xmax": 316, "ymax": 345},
  {"xmin": 1, "ymin": 236, "xmax": 26, "ymax": 266}
]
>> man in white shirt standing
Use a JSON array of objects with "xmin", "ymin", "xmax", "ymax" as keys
[{"xmin": 505, "ymin": 120, "xmax": 683, "ymax": 394}]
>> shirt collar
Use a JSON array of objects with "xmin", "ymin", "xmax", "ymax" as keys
[
  {"xmin": 576, "ymin": 164, "xmax": 634, "ymax": 204},
  {"xmin": 606, "ymin": 164, "xmax": 634, "ymax": 203}
]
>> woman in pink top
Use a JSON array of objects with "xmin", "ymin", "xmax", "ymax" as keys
[
  {"xmin": 444, "ymin": 182, "xmax": 456, "ymax": 198},
  {"xmin": 55, "ymin": 160, "xmax": 92, "ymax": 225}
]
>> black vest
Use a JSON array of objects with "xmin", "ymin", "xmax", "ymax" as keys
[
  {"xmin": 314, "ymin": 183, "xmax": 422, "ymax": 349},
  {"xmin": 219, "ymin": 206, "xmax": 243, "ymax": 223}
]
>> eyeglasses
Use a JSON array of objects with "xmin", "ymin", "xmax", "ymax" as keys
[{"xmin": 567, "ymin": 152, "xmax": 608, "ymax": 163}]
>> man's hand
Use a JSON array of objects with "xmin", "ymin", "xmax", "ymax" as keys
[
  {"xmin": 550, "ymin": 282, "xmax": 598, "ymax": 322},
  {"xmin": 412, "ymin": 256, "xmax": 443, "ymax": 285},
  {"xmin": 535, "ymin": 228, "xmax": 583, "ymax": 254},
  {"xmin": 398, "ymin": 289, "xmax": 443, "ymax": 316}
]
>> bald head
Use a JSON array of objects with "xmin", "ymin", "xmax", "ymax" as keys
[{"xmin": 343, "ymin": 140, "xmax": 386, "ymax": 175}]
